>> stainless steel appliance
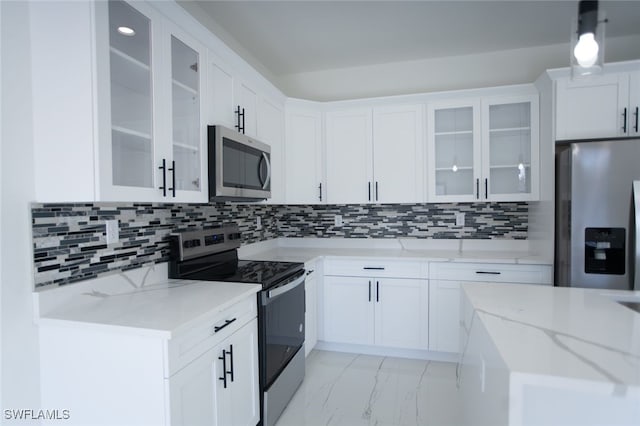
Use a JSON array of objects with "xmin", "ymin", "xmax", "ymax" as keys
[
  {"xmin": 555, "ymin": 137, "xmax": 640, "ymax": 290},
  {"xmin": 169, "ymin": 225, "xmax": 305, "ymax": 426},
  {"xmin": 208, "ymin": 125, "xmax": 271, "ymax": 201}
]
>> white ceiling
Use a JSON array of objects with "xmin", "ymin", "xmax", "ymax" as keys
[{"xmin": 181, "ymin": 0, "xmax": 640, "ymax": 77}]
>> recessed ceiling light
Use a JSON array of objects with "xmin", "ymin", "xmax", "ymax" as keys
[{"xmin": 117, "ymin": 26, "xmax": 135, "ymax": 36}]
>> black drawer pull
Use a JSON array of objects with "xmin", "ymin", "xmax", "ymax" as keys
[
  {"xmin": 363, "ymin": 267, "xmax": 385, "ymax": 270},
  {"xmin": 214, "ymin": 318, "xmax": 237, "ymax": 333},
  {"xmin": 475, "ymin": 271, "xmax": 501, "ymax": 275}
]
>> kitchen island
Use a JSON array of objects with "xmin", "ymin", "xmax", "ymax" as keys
[{"xmin": 459, "ymin": 282, "xmax": 640, "ymax": 426}]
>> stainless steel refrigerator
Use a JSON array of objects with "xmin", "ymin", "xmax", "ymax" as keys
[{"xmin": 555, "ymin": 138, "xmax": 640, "ymax": 290}]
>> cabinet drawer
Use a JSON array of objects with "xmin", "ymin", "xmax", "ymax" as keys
[
  {"xmin": 323, "ymin": 257, "xmax": 428, "ymax": 279},
  {"xmin": 429, "ymin": 262, "xmax": 552, "ymax": 284},
  {"xmin": 167, "ymin": 296, "xmax": 257, "ymax": 376}
]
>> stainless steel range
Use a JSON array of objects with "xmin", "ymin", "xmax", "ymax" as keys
[{"xmin": 169, "ymin": 225, "xmax": 305, "ymax": 426}]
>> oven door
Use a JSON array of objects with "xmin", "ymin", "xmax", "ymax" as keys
[{"xmin": 259, "ymin": 270, "xmax": 305, "ymax": 389}]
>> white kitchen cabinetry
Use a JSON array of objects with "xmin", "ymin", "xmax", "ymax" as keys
[
  {"xmin": 208, "ymin": 58, "xmax": 236, "ymax": 130},
  {"xmin": 39, "ymin": 294, "xmax": 259, "ymax": 426},
  {"xmin": 95, "ymin": 1, "xmax": 208, "ymax": 202},
  {"xmin": 322, "ymin": 258, "xmax": 429, "ymax": 350},
  {"xmin": 427, "ymin": 94, "xmax": 539, "ymax": 202},
  {"xmin": 258, "ymin": 97, "xmax": 285, "ymax": 204},
  {"xmin": 427, "ymin": 99, "xmax": 481, "ymax": 202},
  {"xmin": 207, "ymin": 57, "xmax": 260, "ymax": 138},
  {"xmin": 372, "ymin": 105, "xmax": 425, "ymax": 203},
  {"xmin": 325, "ymin": 105, "xmax": 424, "ymax": 204},
  {"xmin": 170, "ymin": 318, "xmax": 259, "ymax": 426},
  {"xmin": 482, "ymin": 95, "xmax": 540, "ymax": 201},
  {"xmin": 237, "ymin": 80, "xmax": 259, "ymax": 138},
  {"xmin": 556, "ymin": 71, "xmax": 640, "ymax": 140},
  {"xmin": 285, "ymin": 104, "xmax": 324, "ymax": 204},
  {"xmin": 428, "ymin": 262, "xmax": 552, "ymax": 354},
  {"xmin": 325, "ymin": 109, "xmax": 373, "ymax": 204},
  {"xmin": 304, "ymin": 260, "xmax": 319, "ymax": 356}
]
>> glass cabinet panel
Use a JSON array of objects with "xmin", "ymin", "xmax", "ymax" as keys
[
  {"xmin": 487, "ymin": 102, "xmax": 532, "ymax": 195},
  {"xmin": 108, "ymin": 0, "xmax": 153, "ymax": 188},
  {"xmin": 171, "ymin": 36, "xmax": 201, "ymax": 192},
  {"xmin": 433, "ymin": 107, "xmax": 475, "ymax": 196}
]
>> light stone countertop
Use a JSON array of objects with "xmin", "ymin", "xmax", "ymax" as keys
[
  {"xmin": 238, "ymin": 237, "xmax": 552, "ymax": 266},
  {"xmin": 461, "ymin": 282, "xmax": 640, "ymax": 388},
  {"xmin": 34, "ymin": 264, "xmax": 261, "ymax": 339}
]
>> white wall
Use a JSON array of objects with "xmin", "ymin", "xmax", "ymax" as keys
[
  {"xmin": 1, "ymin": 1, "xmax": 41, "ymax": 423},
  {"xmin": 276, "ymin": 34, "xmax": 640, "ymax": 101}
]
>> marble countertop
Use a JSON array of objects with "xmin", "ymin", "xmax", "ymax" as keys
[
  {"xmin": 239, "ymin": 238, "xmax": 552, "ymax": 266},
  {"xmin": 461, "ymin": 282, "xmax": 640, "ymax": 388},
  {"xmin": 35, "ymin": 270, "xmax": 261, "ymax": 339}
]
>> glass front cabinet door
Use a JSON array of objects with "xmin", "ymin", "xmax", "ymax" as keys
[
  {"xmin": 427, "ymin": 100, "xmax": 482, "ymax": 202},
  {"xmin": 96, "ymin": 1, "xmax": 206, "ymax": 202},
  {"xmin": 427, "ymin": 95, "xmax": 538, "ymax": 203},
  {"xmin": 481, "ymin": 95, "xmax": 539, "ymax": 202}
]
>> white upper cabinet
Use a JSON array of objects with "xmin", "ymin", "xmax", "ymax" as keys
[
  {"xmin": 207, "ymin": 57, "xmax": 261, "ymax": 138},
  {"xmin": 427, "ymin": 94, "xmax": 539, "ymax": 203},
  {"xmin": 555, "ymin": 72, "xmax": 640, "ymax": 139},
  {"xmin": 258, "ymin": 97, "xmax": 285, "ymax": 204},
  {"xmin": 285, "ymin": 105, "xmax": 324, "ymax": 204},
  {"xmin": 482, "ymin": 95, "xmax": 539, "ymax": 201},
  {"xmin": 325, "ymin": 109, "xmax": 373, "ymax": 204},
  {"xmin": 325, "ymin": 104, "xmax": 424, "ymax": 204},
  {"xmin": 96, "ymin": 1, "xmax": 207, "ymax": 202},
  {"xmin": 169, "ymin": 28, "xmax": 207, "ymax": 199},
  {"xmin": 427, "ymin": 99, "xmax": 482, "ymax": 202},
  {"xmin": 372, "ymin": 105, "xmax": 424, "ymax": 203},
  {"xmin": 208, "ymin": 59, "xmax": 236, "ymax": 129},
  {"xmin": 237, "ymin": 81, "xmax": 259, "ymax": 138}
]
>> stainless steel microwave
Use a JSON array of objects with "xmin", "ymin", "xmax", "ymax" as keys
[{"xmin": 208, "ymin": 125, "xmax": 271, "ymax": 201}]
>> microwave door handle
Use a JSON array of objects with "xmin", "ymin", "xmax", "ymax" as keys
[{"xmin": 261, "ymin": 152, "xmax": 271, "ymax": 190}]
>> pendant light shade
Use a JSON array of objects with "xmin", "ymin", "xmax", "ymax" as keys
[{"xmin": 571, "ymin": 0, "xmax": 605, "ymax": 78}]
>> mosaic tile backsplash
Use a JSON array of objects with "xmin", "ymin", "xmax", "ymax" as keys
[{"xmin": 32, "ymin": 202, "xmax": 527, "ymax": 289}]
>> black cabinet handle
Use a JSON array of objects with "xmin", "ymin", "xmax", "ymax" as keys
[
  {"xmin": 218, "ymin": 349, "xmax": 228, "ymax": 388},
  {"xmin": 376, "ymin": 281, "xmax": 379, "ymax": 302},
  {"xmin": 622, "ymin": 107, "xmax": 628, "ymax": 133},
  {"xmin": 242, "ymin": 107, "xmax": 246, "ymax": 134},
  {"xmin": 476, "ymin": 178, "xmax": 479, "ymax": 200},
  {"xmin": 319, "ymin": 183, "xmax": 323, "ymax": 201},
  {"xmin": 235, "ymin": 106, "xmax": 245, "ymax": 134},
  {"xmin": 634, "ymin": 107, "xmax": 639, "ymax": 133},
  {"xmin": 484, "ymin": 178, "xmax": 488, "ymax": 199},
  {"xmin": 168, "ymin": 160, "xmax": 176, "ymax": 197},
  {"xmin": 375, "ymin": 181, "xmax": 379, "ymax": 201},
  {"xmin": 475, "ymin": 271, "xmax": 501, "ymax": 275},
  {"xmin": 213, "ymin": 318, "xmax": 237, "ymax": 333},
  {"xmin": 228, "ymin": 344, "xmax": 234, "ymax": 383},
  {"xmin": 368, "ymin": 182, "xmax": 371, "ymax": 201},
  {"xmin": 368, "ymin": 280, "xmax": 371, "ymax": 302},
  {"xmin": 363, "ymin": 267, "xmax": 385, "ymax": 270},
  {"xmin": 158, "ymin": 159, "xmax": 167, "ymax": 197}
]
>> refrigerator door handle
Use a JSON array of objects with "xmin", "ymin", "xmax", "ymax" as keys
[{"xmin": 632, "ymin": 181, "xmax": 640, "ymax": 291}]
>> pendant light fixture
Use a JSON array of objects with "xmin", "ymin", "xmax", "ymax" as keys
[{"xmin": 571, "ymin": 0, "xmax": 606, "ymax": 78}]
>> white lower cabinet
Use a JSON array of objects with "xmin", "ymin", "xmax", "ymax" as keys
[
  {"xmin": 428, "ymin": 280, "xmax": 462, "ymax": 353},
  {"xmin": 323, "ymin": 274, "xmax": 428, "ymax": 350},
  {"xmin": 169, "ymin": 318, "xmax": 259, "ymax": 426},
  {"xmin": 428, "ymin": 262, "xmax": 553, "ymax": 354},
  {"xmin": 39, "ymin": 295, "xmax": 259, "ymax": 426},
  {"xmin": 304, "ymin": 261, "xmax": 319, "ymax": 356}
]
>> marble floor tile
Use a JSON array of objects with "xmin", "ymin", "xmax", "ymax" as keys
[{"xmin": 276, "ymin": 350, "xmax": 463, "ymax": 426}]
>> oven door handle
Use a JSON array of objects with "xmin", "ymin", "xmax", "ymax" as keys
[{"xmin": 267, "ymin": 273, "xmax": 305, "ymax": 300}]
